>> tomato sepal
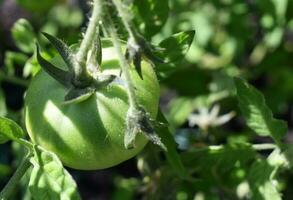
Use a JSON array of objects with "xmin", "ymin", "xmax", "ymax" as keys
[
  {"xmin": 63, "ymin": 74, "xmax": 117, "ymax": 105},
  {"xmin": 63, "ymin": 87, "xmax": 95, "ymax": 105},
  {"xmin": 125, "ymin": 106, "xmax": 166, "ymax": 150},
  {"xmin": 125, "ymin": 35, "xmax": 165, "ymax": 79},
  {"xmin": 42, "ymin": 32, "xmax": 76, "ymax": 73},
  {"xmin": 36, "ymin": 43, "xmax": 72, "ymax": 88}
]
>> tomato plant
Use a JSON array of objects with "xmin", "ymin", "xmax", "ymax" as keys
[
  {"xmin": 25, "ymin": 40, "xmax": 160, "ymax": 170},
  {"xmin": 1, "ymin": 0, "xmax": 293, "ymax": 199}
]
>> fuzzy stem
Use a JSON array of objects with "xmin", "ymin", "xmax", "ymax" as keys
[
  {"xmin": 74, "ymin": 0, "xmax": 102, "ymax": 84},
  {"xmin": 77, "ymin": 0, "xmax": 101, "ymax": 63},
  {"xmin": 0, "ymin": 156, "xmax": 31, "ymax": 200},
  {"xmin": 102, "ymin": 4, "xmax": 138, "ymax": 109},
  {"xmin": 111, "ymin": 0, "xmax": 136, "ymax": 42}
]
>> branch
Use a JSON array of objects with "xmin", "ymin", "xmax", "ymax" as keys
[
  {"xmin": 0, "ymin": 155, "xmax": 31, "ymax": 200},
  {"xmin": 74, "ymin": 0, "xmax": 102, "ymax": 83},
  {"xmin": 102, "ymin": 3, "xmax": 138, "ymax": 109}
]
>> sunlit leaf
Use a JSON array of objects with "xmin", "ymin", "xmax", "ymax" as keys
[
  {"xmin": 155, "ymin": 31, "xmax": 195, "ymax": 79},
  {"xmin": 158, "ymin": 30, "xmax": 195, "ymax": 63},
  {"xmin": 23, "ymin": 55, "xmax": 41, "ymax": 78},
  {"xmin": 133, "ymin": 0, "xmax": 170, "ymax": 38},
  {"xmin": 29, "ymin": 147, "xmax": 80, "ymax": 200},
  {"xmin": 234, "ymin": 78, "xmax": 287, "ymax": 144},
  {"xmin": 248, "ymin": 159, "xmax": 281, "ymax": 200},
  {"xmin": 0, "ymin": 117, "xmax": 24, "ymax": 144},
  {"xmin": 11, "ymin": 18, "xmax": 36, "ymax": 53}
]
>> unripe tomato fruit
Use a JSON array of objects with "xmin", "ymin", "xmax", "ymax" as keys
[{"xmin": 24, "ymin": 40, "xmax": 160, "ymax": 170}]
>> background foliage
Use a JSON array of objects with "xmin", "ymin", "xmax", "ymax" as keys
[{"xmin": 0, "ymin": 0, "xmax": 293, "ymax": 199}]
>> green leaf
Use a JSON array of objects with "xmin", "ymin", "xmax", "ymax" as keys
[
  {"xmin": 158, "ymin": 31, "xmax": 195, "ymax": 63},
  {"xmin": 0, "ymin": 117, "xmax": 24, "ymax": 144},
  {"xmin": 48, "ymin": 5, "xmax": 83, "ymax": 28},
  {"xmin": 29, "ymin": 147, "xmax": 80, "ymax": 200},
  {"xmin": 11, "ymin": 18, "xmax": 36, "ymax": 53},
  {"xmin": 42, "ymin": 32, "xmax": 75, "ymax": 72},
  {"xmin": 36, "ymin": 44, "xmax": 71, "ymax": 88},
  {"xmin": 155, "ymin": 110, "xmax": 189, "ymax": 179},
  {"xmin": 234, "ymin": 78, "xmax": 287, "ymax": 144},
  {"xmin": 23, "ymin": 55, "xmax": 41, "ymax": 78},
  {"xmin": 181, "ymin": 143, "xmax": 256, "ymax": 184},
  {"xmin": 167, "ymin": 97, "xmax": 194, "ymax": 128},
  {"xmin": 155, "ymin": 31, "xmax": 195, "ymax": 79},
  {"xmin": 4, "ymin": 51, "xmax": 28, "ymax": 76},
  {"xmin": 133, "ymin": 0, "xmax": 170, "ymax": 38},
  {"xmin": 248, "ymin": 159, "xmax": 281, "ymax": 200},
  {"xmin": 282, "ymin": 144, "xmax": 293, "ymax": 168}
]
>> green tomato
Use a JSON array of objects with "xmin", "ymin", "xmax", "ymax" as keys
[
  {"xmin": 16, "ymin": 0, "xmax": 59, "ymax": 12},
  {"xmin": 24, "ymin": 40, "xmax": 160, "ymax": 170}
]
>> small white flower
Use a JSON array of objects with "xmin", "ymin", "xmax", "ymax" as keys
[{"xmin": 188, "ymin": 104, "xmax": 235, "ymax": 131}]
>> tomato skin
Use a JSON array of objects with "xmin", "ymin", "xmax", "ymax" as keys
[{"xmin": 24, "ymin": 44, "xmax": 160, "ymax": 170}]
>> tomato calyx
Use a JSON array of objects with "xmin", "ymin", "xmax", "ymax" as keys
[
  {"xmin": 125, "ymin": 33, "xmax": 165, "ymax": 79},
  {"xmin": 36, "ymin": 32, "xmax": 117, "ymax": 104},
  {"xmin": 125, "ymin": 106, "xmax": 166, "ymax": 150},
  {"xmin": 36, "ymin": 44, "xmax": 72, "ymax": 88},
  {"xmin": 63, "ymin": 74, "xmax": 116, "ymax": 104}
]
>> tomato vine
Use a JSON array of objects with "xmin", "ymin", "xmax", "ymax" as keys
[{"xmin": 0, "ymin": 0, "xmax": 292, "ymax": 199}]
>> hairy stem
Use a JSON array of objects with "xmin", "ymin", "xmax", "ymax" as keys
[
  {"xmin": 0, "ymin": 156, "xmax": 31, "ymax": 200},
  {"xmin": 77, "ymin": 0, "xmax": 101, "ymax": 63},
  {"xmin": 102, "ymin": 3, "xmax": 138, "ymax": 109},
  {"xmin": 111, "ymin": 0, "xmax": 136, "ymax": 42},
  {"xmin": 74, "ymin": 0, "xmax": 102, "ymax": 83}
]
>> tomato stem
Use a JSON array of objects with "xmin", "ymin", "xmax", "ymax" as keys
[
  {"xmin": 0, "ymin": 155, "xmax": 31, "ymax": 200},
  {"xmin": 102, "ymin": 4, "xmax": 139, "ymax": 109},
  {"xmin": 111, "ymin": 0, "xmax": 137, "ymax": 45},
  {"xmin": 74, "ymin": 0, "xmax": 102, "ymax": 86},
  {"xmin": 18, "ymin": 138, "xmax": 35, "ymax": 151}
]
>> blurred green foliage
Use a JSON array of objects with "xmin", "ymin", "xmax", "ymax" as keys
[{"xmin": 0, "ymin": 0, "xmax": 293, "ymax": 199}]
